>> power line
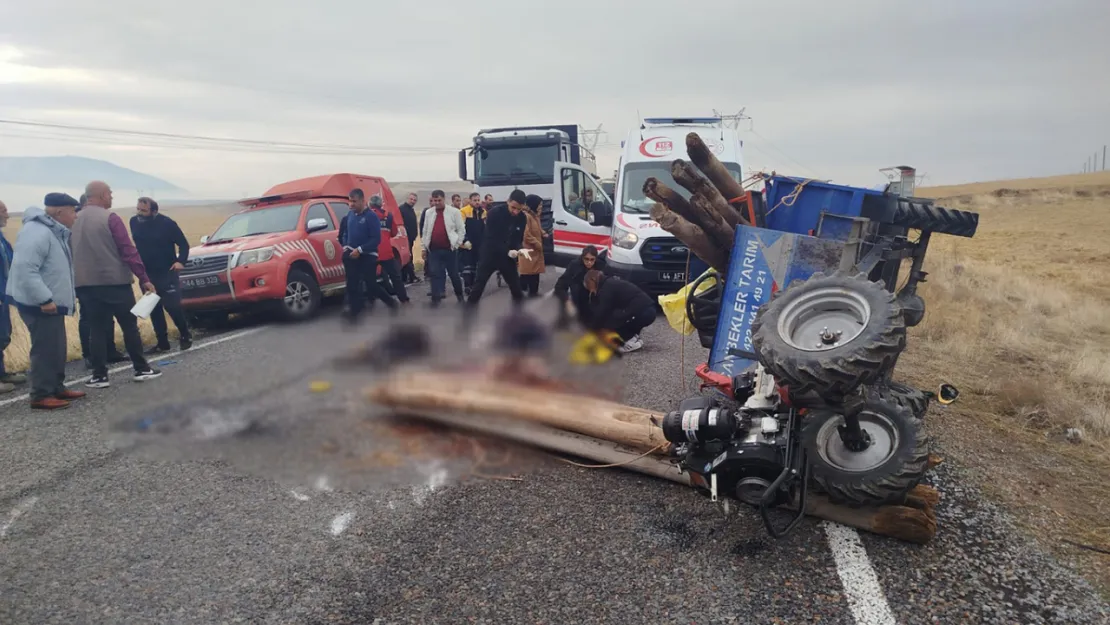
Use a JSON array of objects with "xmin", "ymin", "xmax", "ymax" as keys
[{"xmin": 0, "ymin": 118, "xmax": 455, "ymax": 155}]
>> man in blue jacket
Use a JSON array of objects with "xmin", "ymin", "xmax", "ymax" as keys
[
  {"xmin": 338, "ymin": 188, "xmax": 397, "ymax": 322},
  {"xmin": 6, "ymin": 194, "xmax": 88, "ymax": 409},
  {"xmin": 0, "ymin": 199, "xmax": 28, "ymax": 394}
]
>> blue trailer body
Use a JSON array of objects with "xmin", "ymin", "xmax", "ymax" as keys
[
  {"xmin": 706, "ymin": 224, "xmax": 845, "ymax": 379},
  {"xmin": 762, "ymin": 176, "xmax": 887, "ymax": 241}
]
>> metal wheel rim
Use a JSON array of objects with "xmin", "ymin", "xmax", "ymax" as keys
[
  {"xmin": 776, "ymin": 286, "xmax": 871, "ymax": 352},
  {"xmin": 813, "ymin": 409, "xmax": 899, "ymax": 473},
  {"xmin": 285, "ymin": 281, "xmax": 312, "ymax": 312}
]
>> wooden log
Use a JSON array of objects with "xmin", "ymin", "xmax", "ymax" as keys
[
  {"xmin": 365, "ymin": 369, "xmax": 670, "ymax": 453},
  {"xmin": 364, "ymin": 372, "xmax": 939, "ymax": 544},
  {"xmin": 670, "ymin": 159, "xmax": 746, "ymax": 229},
  {"xmin": 643, "ymin": 177, "xmax": 699, "ymax": 225},
  {"xmin": 686, "ymin": 132, "xmax": 751, "ymax": 217},
  {"xmin": 688, "ymin": 193, "xmax": 740, "ymax": 249},
  {"xmin": 649, "ymin": 203, "xmax": 731, "ymax": 271}
]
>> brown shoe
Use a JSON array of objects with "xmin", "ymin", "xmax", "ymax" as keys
[
  {"xmin": 31, "ymin": 397, "xmax": 70, "ymax": 410},
  {"xmin": 55, "ymin": 390, "xmax": 87, "ymax": 401}
]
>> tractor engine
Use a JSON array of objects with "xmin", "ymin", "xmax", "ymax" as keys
[{"xmin": 661, "ymin": 395, "xmax": 790, "ymax": 508}]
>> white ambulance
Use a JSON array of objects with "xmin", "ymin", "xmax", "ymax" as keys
[{"xmin": 549, "ymin": 117, "xmax": 745, "ymax": 296}]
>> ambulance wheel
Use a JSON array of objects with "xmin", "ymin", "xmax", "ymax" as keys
[{"xmin": 280, "ymin": 269, "xmax": 321, "ymax": 322}]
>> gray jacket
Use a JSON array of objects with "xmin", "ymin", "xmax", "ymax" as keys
[{"xmin": 5, "ymin": 206, "xmax": 76, "ymax": 316}]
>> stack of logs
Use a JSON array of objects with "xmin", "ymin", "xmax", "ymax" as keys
[
  {"xmin": 645, "ymin": 132, "xmax": 758, "ymax": 273},
  {"xmin": 366, "ymin": 371, "xmax": 941, "ymax": 544}
]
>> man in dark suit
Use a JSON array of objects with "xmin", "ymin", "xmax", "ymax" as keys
[
  {"xmin": 398, "ymin": 192, "xmax": 419, "ymax": 284},
  {"xmin": 465, "ymin": 189, "xmax": 527, "ymax": 308}
]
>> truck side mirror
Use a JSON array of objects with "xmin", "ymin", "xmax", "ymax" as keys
[
  {"xmin": 458, "ymin": 149, "xmax": 468, "ymax": 181},
  {"xmin": 199, "ymin": 235, "xmax": 210, "ymax": 244},
  {"xmin": 306, "ymin": 218, "xmax": 329, "ymax": 234},
  {"xmin": 588, "ymin": 200, "xmax": 613, "ymax": 227}
]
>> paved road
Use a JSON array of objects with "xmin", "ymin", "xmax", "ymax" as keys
[{"xmin": 2, "ymin": 270, "xmax": 1108, "ymax": 625}]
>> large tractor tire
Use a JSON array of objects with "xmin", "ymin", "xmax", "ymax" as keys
[
  {"xmin": 872, "ymin": 381, "xmax": 930, "ymax": 421},
  {"xmin": 890, "ymin": 199, "xmax": 979, "ymax": 237},
  {"xmin": 802, "ymin": 397, "xmax": 930, "ymax": 507},
  {"xmin": 751, "ymin": 272, "xmax": 906, "ymax": 399}
]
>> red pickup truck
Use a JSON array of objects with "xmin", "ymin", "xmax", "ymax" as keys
[{"xmin": 181, "ymin": 173, "xmax": 411, "ymax": 324}]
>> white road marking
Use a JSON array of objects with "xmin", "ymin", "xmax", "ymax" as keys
[
  {"xmin": 0, "ymin": 496, "xmax": 39, "ymax": 539},
  {"xmin": 329, "ymin": 511, "xmax": 354, "ymax": 536},
  {"xmin": 0, "ymin": 327, "xmax": 267, "ymax": 408},
  {"xmin": 823, "ymin": 522, "xmax": 897, "ymax": 625},
  {"xmin": 290, "ymin": 490, "xmax": 310, "ymax": 501}
]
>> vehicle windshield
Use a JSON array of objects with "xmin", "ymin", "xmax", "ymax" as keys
[
  {"xmin": 208, "ymin": 202, "xmax": 304, "ymax": 242},
  {"xmin": 474, "ymin": 142, "xmax": 559, "ymax": 186},
  {"xmin": 619, "ymin": 162, "xmax": 743, "ymax": 214}
]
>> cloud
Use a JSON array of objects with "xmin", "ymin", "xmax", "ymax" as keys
[{"xmin": 0, "ymin": 0, "xmax": 1107, "ymax": 201}]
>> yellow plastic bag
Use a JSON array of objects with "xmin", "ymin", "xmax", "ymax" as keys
[
  {"xmin": 568, "ymin": 330, "xmax": 623, "ymax": 365},
  {"xmin": 657, "ymin": 269, "xmax": 719, "ymax": 335}
]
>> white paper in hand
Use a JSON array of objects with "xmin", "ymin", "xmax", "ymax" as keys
[
  {"xmin": 516, "ymin": 248, "xmax": 533, "ymax": 261},
  {"xmin": 131, "ymin": 292, "xmax": 161, "ymax": 319}
]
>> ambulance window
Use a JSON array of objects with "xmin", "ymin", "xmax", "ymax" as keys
[{"xmin": 305, "ymin": 203, "xmax": 335, "ymax": 231}]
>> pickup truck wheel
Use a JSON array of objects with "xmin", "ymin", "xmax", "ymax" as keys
[{"xmin": 281, "ymin": 269, "xmax": 321, "ymax": 322}]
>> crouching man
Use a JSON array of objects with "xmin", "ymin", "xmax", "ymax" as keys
[
  {"xmin": 582, "ymin": 269, "xmax": 656, "ymax": 353},
  {"xmin": 5, "ymin": 194, "xmax": 87, "ymax": 409}
]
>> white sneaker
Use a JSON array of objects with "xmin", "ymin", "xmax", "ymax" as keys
[
  {"xmin": 0, "ymin": 382, "xmax": 15, "ymax": 394},
  {"xmin": 620, "ymin": 337, "xmax": 643, "ymax": 353}
]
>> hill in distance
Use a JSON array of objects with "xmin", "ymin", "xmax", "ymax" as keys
[{"xmin": 0, "ymin": 156, "xmax": 185, "ymax": 193}]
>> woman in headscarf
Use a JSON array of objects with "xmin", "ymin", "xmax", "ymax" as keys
[{"xmin": 517, "ymin": 194, "xmax": 546, "ymax": 298}]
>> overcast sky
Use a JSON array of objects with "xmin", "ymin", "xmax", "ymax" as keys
[{"xmin": 1, "ymin": 0, "xmax": 1108, "ymax": 204}]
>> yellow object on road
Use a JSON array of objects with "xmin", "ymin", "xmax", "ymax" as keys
[
  {"xmin": 658, "ymin": 269, "xmax": 719, "ymax": 335},
  {"xmin": 309, "ymin": 380, "xmax": 333, "ymax": 393},
  {"xmin": 569, "ymin": 331, "xmax": 623, "ymax": 365}
]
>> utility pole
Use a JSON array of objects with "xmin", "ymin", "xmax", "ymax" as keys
[
  {"xmin": 578, "ymin": 124, "xmax": 605, "ymax": 155},
  {"xmin": 713, "ymin": 108, "xmax": 752, "ymax": 130},
  {"xmin": 1104, "ymin": 145, "xmax": 1107, "ymax": 171}
]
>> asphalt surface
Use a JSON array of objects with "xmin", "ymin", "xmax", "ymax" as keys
[{"xmin": 2, "ymin": 268, "xmax": 1108, "ymax": 624}]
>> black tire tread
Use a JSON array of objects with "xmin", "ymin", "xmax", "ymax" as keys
[
  {"xmin": 871, "ymin": 381, "xmax": 930, "ymax": 420},
  {"xmin": 891, "ymin": 200, "xmax": 978, "ymax": 238},
  {"xmin": 804, "ymin": 398, "xmax": 930, "ymax": 507},
  {"xmin": 752, "ymin": 272, "xmax": 906, "ymax": 399},
  {"xmin": 281, "ymin": 268, "xmax": 322, "ymax": 322}
]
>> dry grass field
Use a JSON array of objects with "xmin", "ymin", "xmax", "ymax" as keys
[{"xmin": 906, "ymin": 170, "xmax": 1110, "ymax": 591}]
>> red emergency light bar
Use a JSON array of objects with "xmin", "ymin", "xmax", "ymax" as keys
[{"xmin": 236, "ymin": 189, "xmax": 317, "ymax": 208}]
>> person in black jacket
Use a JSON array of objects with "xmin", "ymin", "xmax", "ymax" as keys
[
  {"xmin": 583, "ymin": 269, "xmax": 656, "ymax": 353},
  {"xmin": 398, "ymin": 192, "xmax": 419, "ymax": 284},
  {"xmin": 465, "ymin": 189, "xmax": 527, "ymax": 308},
  {"xmin": 553, "ymin": 244, "xmax": 612, "ymax": 328},
  {"xmin": 129, "ymin": 197, "xmax": 192, "ymax": 352}
]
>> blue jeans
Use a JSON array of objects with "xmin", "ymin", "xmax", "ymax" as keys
[
  {"xmin": 0, "ymin": 303, "xmax": 10, "ymax": 376},
  {"xmin": 426, "ymin": 248, "xmax": 463, "ymax": 301}
]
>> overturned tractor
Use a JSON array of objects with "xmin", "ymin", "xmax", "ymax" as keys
[{"xmin": 647, "ymin": 134, "xmax": 978, "ymax": 537}]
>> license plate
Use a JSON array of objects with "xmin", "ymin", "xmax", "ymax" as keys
[
  {"xmin": 181, "ymin": 275, "xmax": 221, "ymax": 290},
  {"xmin": 660, "ymin": 272, "xmax": 686, "ymax": 282}
]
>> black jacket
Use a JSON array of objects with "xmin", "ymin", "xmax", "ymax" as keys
[
  {"xmin": 480, "ymin": 205, "xmax": 526, "ymax": 264},
  {"xmin": 129, "ymin": 213, "xmax": 189, "ymax": 278},
  {"xmin": 589, "ymin": 275, "xmax": 654, "ymax": 331},
  {"xmin": 399, "ymin": 202, "xmax": 418, "ymax": 249},
  {"xmin": 554, "ymin": 253, "xmax": 612, "ymax": 324}
]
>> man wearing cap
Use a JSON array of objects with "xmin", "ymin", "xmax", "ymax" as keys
[
  {"xmin": 5, "ymin": 193, "xmax": 87, "ymax": 409},
  {"xmin": 75, "ymin": 193, "xmax": 127, "ymax": 369},
  {"xmin": 71, "ymin": 180, "xmax": 162, "ymax": 388},
  {"xmin": 367, "ymin": 194, "xmax": 409, "ymax": 305},
  {"xmin": 130, "ymin": 196, "xmax": 192, "ymax": 352},
  {"xmin": 0, "ymin": 199, "xmax": 29, "ymax": 394}
]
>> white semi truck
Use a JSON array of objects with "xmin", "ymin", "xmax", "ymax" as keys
[{"xmin": 458, "ymin": 124, "xmax": 597, "ymax": 263}]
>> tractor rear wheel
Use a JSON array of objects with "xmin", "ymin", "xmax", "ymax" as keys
[
  {"xmin": 751, "ymin": 272, "xmax": 906, "ymax": 399},
  {"xmin": 802, "ymin": 397, "xmax": 929, "ymax": 507}
]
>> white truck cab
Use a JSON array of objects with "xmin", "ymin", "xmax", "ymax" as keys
[{"xmin": 549, "ymin": 116, "xmax": 744, "ymax": 296}]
